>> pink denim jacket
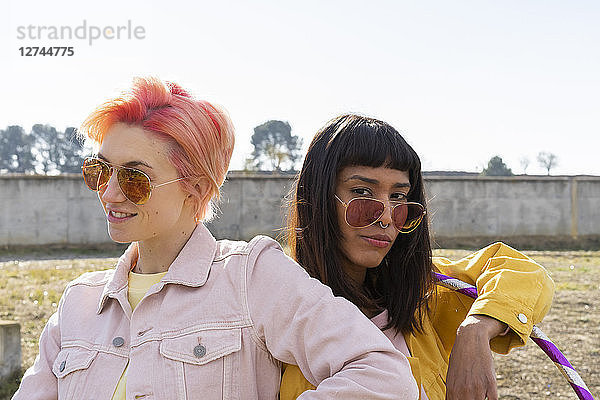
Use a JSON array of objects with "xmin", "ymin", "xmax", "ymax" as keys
[{"xmin": 13, "ymin": 224, "xmax": 418, "ymax": 400}]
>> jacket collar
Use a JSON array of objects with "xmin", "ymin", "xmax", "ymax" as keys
[{"xmin": 97, "ymin": 223, "xmax": 218, "ymax": 314}]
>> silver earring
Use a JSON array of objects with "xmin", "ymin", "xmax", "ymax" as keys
[{"xmin": 379, "ymin": 221, "xmax": 389, "ymax": 229}]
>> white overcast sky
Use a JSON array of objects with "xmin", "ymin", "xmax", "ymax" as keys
[{"xmin": 1, "ymin": 0, "xmax": 599, "ymax": 175}]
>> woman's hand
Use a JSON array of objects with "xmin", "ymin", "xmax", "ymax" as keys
[{"xmin": 445, "ymin": 315, "xmax": 507, "ymax": 400}]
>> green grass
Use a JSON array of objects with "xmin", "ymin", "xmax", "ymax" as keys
[{"xmin": 1, "ymin": 249, "xmax": 598, "ymax": 400}]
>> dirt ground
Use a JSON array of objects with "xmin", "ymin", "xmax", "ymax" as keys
[{"xmin": 0, "ymin": 249, "xmax": 598, "ymax": 399}]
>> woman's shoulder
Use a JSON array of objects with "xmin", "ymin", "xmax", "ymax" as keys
[
  {"xmin": 212, "ymin": 235, "xmax": 317, "ymax": 291},
  {"xmin": 66, "ymin": 269, "xmax": 115, "ymax": 290},
  {"xmin": 215, "ymin": 235, "xmax": 283, "ymax": 259},
  {"xmin": 56, "ymin": 270, "xmax": 116, "ymax": 312},
  {"xmin": 216, "ymin": 235, "xmax": 313, "ymax": 280}
]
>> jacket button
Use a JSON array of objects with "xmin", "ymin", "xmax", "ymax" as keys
[
  {"xmin": 518, "ymin": 313, "xmax": 528, "ymax": 324},
  {"xmin": 193, "ymin": 344, "xmax": 206, "ymax": 358},
  {"xmin": 113, "ymin": 337, "xmax": 125, "ymax": 347},
  {"xmin": 59, "ymin": 360, "xmax": 66, "ymax": 372}
]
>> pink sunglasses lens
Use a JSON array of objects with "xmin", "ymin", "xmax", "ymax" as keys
[
  {"xmin": 346, "ymin": 199, "xmax": 385, "ymax": 227},
  {"xmin": 393, "ymin": 203, "xmax": 425, "ymax": 232},
  {"xmin": 393, "ymin": 204, "xmax": 409, "ymax": 229}
]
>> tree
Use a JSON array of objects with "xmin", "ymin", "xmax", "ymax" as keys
[
  {"xmin": 519, "ymin": 156, "xmax": 530, "ymax": 175},
  {"xmin": 0, "ymin": 125, "xmax": 35, "ymax": 173},
  {"xmin": 537, "ymin": 152, "xmax": 558, "ymax": 175},
  {"xmin": 243, "ymin": 156, "xmax": 258, "ymax": 172},
  {"xmin": 250, "ymin": 120, "xmax": 303, "ymax": 172},
  {"xmin": 31, "ymin": 124, "xmax": 84, "ymax": 174},
  {"xmin": 481, "ymin": 156, "xmax": 513, "ymax": 176}
]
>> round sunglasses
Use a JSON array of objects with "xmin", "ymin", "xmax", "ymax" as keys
[
  {"xmin": 81, "ymin": 157, "xmax": 186, "ymax": 205},
  {"xmin": 335, "ymin": 195, "xmax": 426, "ymax": 233}
]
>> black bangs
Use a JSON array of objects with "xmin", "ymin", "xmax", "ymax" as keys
[{"xmin": 332, "ymin": 115, "xmax": 420, "ymax": 174}]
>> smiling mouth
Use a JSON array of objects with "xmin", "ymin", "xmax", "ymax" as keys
[{"xmin": 108, "ymin": 210, "xmax": 137, "ymax": 220}]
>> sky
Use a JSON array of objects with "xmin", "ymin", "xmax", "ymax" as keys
[{"xmin": 1, "ymin": 0, "xmax": 599, "ymax": 175}]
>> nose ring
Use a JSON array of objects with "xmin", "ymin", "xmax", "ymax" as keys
[{"xmin": 379, "ymin": 221, "xmax": 389, "ymax": 229}]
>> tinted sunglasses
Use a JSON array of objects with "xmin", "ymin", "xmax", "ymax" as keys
[
  {"xmin": 81, "ymin": 157, "xmax": 185, "ymax": 205},
  {"xmin": 335, "ymin": 195, "xmax": 426, "ymax": 233}
]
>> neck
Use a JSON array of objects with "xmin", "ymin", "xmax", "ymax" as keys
[
  {"xmin": 340, "ymin": 256, "xmax": 367, "ymax": 287},
  {"xmin": 133, "ymin": 221, "xmax": 197, "ymax": 274},
  {"xmin": 344, "ymin": 266, "xmax": 367, "ymax": 287},
  {"xmin": 340, "ymin": 257, "xmax": 382, "ymax": 318}
]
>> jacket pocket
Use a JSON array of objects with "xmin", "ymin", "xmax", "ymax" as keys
[
  {"xmin": 52, "ymin": 347, "xmax": 98, "ymax": 399},
  {"xmin": 159, "ymin": 328, "xmax": 242, "ymax": 399}
]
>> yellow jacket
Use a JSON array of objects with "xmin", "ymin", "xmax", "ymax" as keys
[{"xmin": 280, "ymin": 242, "xmax": 555, "ymax": 400}]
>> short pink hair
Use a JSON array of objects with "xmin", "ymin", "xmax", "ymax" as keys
[{"xmin": 80, "ymin": 77, "xmax": 235, "ymax": 221}]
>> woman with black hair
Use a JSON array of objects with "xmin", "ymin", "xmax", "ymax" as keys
[{"xmin": 280, "ymin": 114, "xmax": 554, "ymax": 400}]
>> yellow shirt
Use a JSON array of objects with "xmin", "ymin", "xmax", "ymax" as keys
[
  {"xmin": 111, "ymin": 271, "xmax": 167, "ymax": 400},
  {"xmin": 280, "ymin": 242, "xmax": 555, "ymax": 400}
]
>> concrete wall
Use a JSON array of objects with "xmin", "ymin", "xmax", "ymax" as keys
[
  {"xmin": 1, "ymin": 173, "xmax": 599, "ymax": 246},
  {"xmin": 425, "ymin": 176, "xmax": 598, "ymax": 237},
  {"xmin": 0, "ymin": 175, "xmax": 109, "ymax": 246},
  {"xmin": 205, "ymin": 174, "xmax": 295, "ymax": 240}
]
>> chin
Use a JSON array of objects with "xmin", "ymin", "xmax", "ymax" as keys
[
  {"xmin": 107, "ymin": 226, "xmax": 136, "ymax": 244},
  {"xmin": 357, "ymin": 256, "xmax": 386, "ymax": 269},
  {"xmin": 366, "ymin": 260, "xmax": 384, "ymax": 269},
  {"xmin": 366, "ymin": 252, "xmax": 388, "ymax": 268}
]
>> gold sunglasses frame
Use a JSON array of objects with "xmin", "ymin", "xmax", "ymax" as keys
[
  {"xmin": 81, "ymin": 157, "xmax": 186, "ymax": 205},
  {"xmin": 334, "ymin": 194, "xmax": 426, "ymax": 233}
]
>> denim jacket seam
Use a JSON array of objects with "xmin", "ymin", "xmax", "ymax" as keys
[
  {"xmin": 128, "ymin": 321, "xmax": 252, "ymax": 347},
  {"xmin": 242, "ymin": 236, "xmax": 273, "ymax": 354},
  {"xmin": 67, "ymin": 269, "xmax": 114, "ymax": 288},
  {"xmin": 130, "ymin": 336, "xmax": 161, "ymax": 348},
  {"xmin": 69, "ymin": 279, "xmax": 110, "ymax": 288},
  {"xmin": 158, "ymin": 321, "xmax": 251, "ymax": 338},
  {"xmin": 213, "ymin": 249, "xmax": 250, "ymax": 262},
  {"xmin": 159, "ymin": 279, "xmax": 204, "ymax": 287},
  {"xmin": 61, "ymin": 339, "xmax": 129, "ymax": 358}
]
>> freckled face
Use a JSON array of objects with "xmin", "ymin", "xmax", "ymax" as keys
[
  {"xmin": 335, "ymin": 165, "xmax": 411, "ymax": 278},
  {"xmin": 96, "ymin": 123, "xmax": 193, "ymax": 244}
]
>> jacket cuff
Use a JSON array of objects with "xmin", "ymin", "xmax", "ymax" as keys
[{"xmin": 467, "ymin": 296, "xmax": 534, "ymax": 354}]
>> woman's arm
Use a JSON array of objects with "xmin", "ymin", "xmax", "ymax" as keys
[
  {"xmin": 433, "ymin": 242, "xmax": 555, "ymax": 400},
  {"xmin": 246, "ymin": 236, "xmax": 419, "ymax": 400},
  {"xmin": 11, "ymin": 311, "xmax": 60, "ymax": 400},
  {"xmin": 432, "ymin": 241, "xmax": 555, "ymax": 352},
  {"xmin": 445, "ymin": 315, "xmax": 505, "ymax": 400}
]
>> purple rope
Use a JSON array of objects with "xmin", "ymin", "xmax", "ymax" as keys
[{"xmin": 433, "ymin": 271, "xmax": 595, "ymax": 400}]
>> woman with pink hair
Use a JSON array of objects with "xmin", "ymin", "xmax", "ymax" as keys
[{"xmin": 12, "ymin": 78, "xmax": 418, "ymax": 399}]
